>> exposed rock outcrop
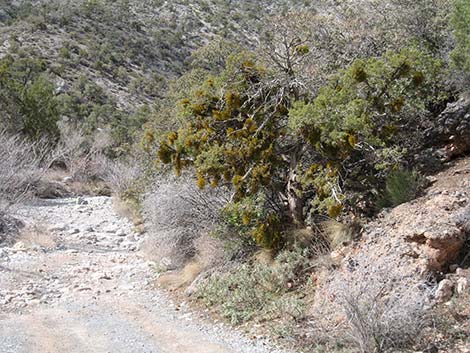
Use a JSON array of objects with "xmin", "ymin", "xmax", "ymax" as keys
[
  {"xmin": 362, "ymin": 158, "xmax": 470, "ymax": 273},
  {"xmin": 332, "ymin": 157, "xmax": 470, "ymax": 279},
  {"xmin": 428, "ymin": 95, "xmax": 470, "ymax": 161}
]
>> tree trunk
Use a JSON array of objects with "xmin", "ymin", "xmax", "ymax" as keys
[{"xmin": 286, "ymin": 145, "xmax": 304, "ymax": 226}]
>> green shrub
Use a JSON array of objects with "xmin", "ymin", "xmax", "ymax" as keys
[
  {"xmin": 289, "ymin": 48, "xmax": 444, "ymax": 216},
  {"xmin": 195, "ymin": 246, "xmax": 311, "ymax": 325},
  {"xmin": 219, "ymin": 194, "xmax": 281, "ymax": 249},
  {"xmin": 0, "ymin": 55, "xmax": 59, "ymax": 140},
  {"xmin": 378, "ymin": 169, "xmax": 424, "ymax": 208},
  {"xmin": 451, "ymin": 0, "xmax": 470, "ymax": 75},
  {"xmin": 59, "ymin": 46, "xmax": 71, "ymax": 59}
]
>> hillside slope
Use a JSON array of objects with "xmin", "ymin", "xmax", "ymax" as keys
[{"xmin": 0, "ymin": 0, "xmax": 315, "ymax": 111}]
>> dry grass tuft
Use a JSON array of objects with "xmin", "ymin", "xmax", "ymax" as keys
[
  {"xmin": 156, "ymin": 261, "xmax": 204, "ymax": 291},
  {"xmin": 113, "ymin": 198, "xmax": 143, "ymax": 226},
  {"xmin": 321, "ymin": 219, "xmax": 357, "ymax": 249},
  {"xmin": 17, "ymin": 225, "xmax": 57, "ymax": 249}
]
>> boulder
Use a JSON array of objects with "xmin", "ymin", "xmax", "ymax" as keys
[
  {"xmin": 428, "ymin": 95, "xmax": 470, "ymax": 161},
  {"xmin": 435, "ymin": 279, "xmax": 454, "ymax": 302}
]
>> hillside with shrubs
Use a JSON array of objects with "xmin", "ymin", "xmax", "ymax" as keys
[{"xmin": 1, "ymin": 0, "xmax": 470, "ymax": 352}]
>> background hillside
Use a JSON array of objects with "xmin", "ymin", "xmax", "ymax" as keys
[{"xmin": 0, "ymin": 0, "xmax": 315, "ymax": 150}]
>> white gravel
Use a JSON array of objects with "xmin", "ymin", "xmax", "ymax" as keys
[{"xmin": 0, "ymin": 197, "xmax": 290, "ymax": 353}]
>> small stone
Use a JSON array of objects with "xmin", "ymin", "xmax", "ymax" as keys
[
  {"xmin": 76, "ymin": 197, "xmax": 89, "ymax": 205},
  {"xmin": 49, "ymin": 223, "xmax": 67, "ymax": 232},
  {"xmin": 116, "ymin": 229, "xmax": 127, "ymax": 237},
  {"xmin": 104, "ymin": 225, "xmax": 117, "ymax": 234},
  {"xmin": 435, "ymin": 279, "xmax": 454, "ymax": 302},
  {"xmin": 456, "ymin": 277, "xmax": 468, "ymax": 294},
  {"xmin": 12, "ymin": 241, "xmax": 27, "ymax": 252},
  {"xmin": 62, "ymin": 176, "xmax": 73, "ymax": 184}
]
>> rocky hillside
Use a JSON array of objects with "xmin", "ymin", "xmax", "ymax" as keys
[
  {"xmin": 310, "ymin": 157, "xmax": 470, "ymax": 352},
  {"xmin": 0, "ymin": 0, "xmax": 314, "ymax": 111}
]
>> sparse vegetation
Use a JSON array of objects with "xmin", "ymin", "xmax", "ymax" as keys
[
  {"xmin": 378, "ymin": 169, "xmax": 425, "ymax": 208},
  {"xmin": 312, "ymin": 266, "xmax": 435, "ymax": 353},
  {"xmin": 141, "ymin": 174, "xmax": 230, "ymax": 269},
  {"xmin": 1, "ymin": 0, "xmax": 470, "ymax": 352},
  {"xmin": 195, "ymin": 246, "xmax": 314, "ymax": 325},
  {"xmin": 0, "ymin": 130, "xmax": 50, "ymax": 213}
]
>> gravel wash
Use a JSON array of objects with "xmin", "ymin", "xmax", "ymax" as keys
[{"xmin": 0, "ymin": 197, "xmax": 288, "ymax": 353}]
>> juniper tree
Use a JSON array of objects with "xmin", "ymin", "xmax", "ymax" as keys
[
  {"xmin": 155, "ymin": 47, "xmax": 444, "ymax": 247},
  {"xmin": 0, "ymin": 55, "xmax": 59, "ymax": 140}
]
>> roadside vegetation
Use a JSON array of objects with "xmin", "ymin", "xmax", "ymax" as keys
[{"xmin": 1, "ymin": 0, "xmax": 470, "ymax": 352}]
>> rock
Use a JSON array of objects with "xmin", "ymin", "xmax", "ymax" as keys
[
  {"xmin": 456, "ymin": 277, "xmax": 468, "ymax": 294},
  {"xmin": 12, "ymin": 241, "xmax": 27, "ymax": 252},
  {"xmin": 35, "ymin": 180, "xmax": 71, "ymax": 199},
  {"xmin": 62, "ymin": 176, "xmax": 73, "ymax": 184},
  {"xmin": 76, "ymin": 197, "xmax": 89, "ymax": 205},
  {"xmin": 104, "ymin": 225, "xmax": 117, "ymax": 234},
  {"xmin": 435, "ymin": 279, "xmax": 454, "ymax": 302},
  {"xmin": 93, "ymin": 272, "xmax": 112, "ymax": 281},
  {"xmin": 429, "ymin": 95, "xmax": 470, "ymax": 160},
  {"xmin": 68, "ymin": 228, "xmax": 80, "ymax": 235},
  {"xmin": 49, "ymin": 223, "xmax": 67, "ymax": 232},
  {"xmin": 116, "ymin": 229, "xmax": 127, "ymax": 237}
]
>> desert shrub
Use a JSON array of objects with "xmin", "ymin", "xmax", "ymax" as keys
[
  {"xmin": 218, "ymin": 194, "xmax": 281, "ymax": 249},
  {"xmin": 289, "ymin": 48, "xmax": 445, "ymax": 217},
  {"xmin": 313, "ymin": 265, "xmax": 434, "ymax": 353},
  {"xmin": 377, "ymin": 169, "xmax": 424, "ymax": 208},
  {"xmin": 0, "ymin": 55, "xmax": 60, "ymax": 140},
  {"xmin": 450, "ymin": 0, "xmax": 470, "ymax": 78},
  {"xmin": 54, "ymin": 124, "xmax": 112, "ymax": 182},
  {"xmin": 195, "ymin": 246, "xmax": 312, "ymax": 325},
  {"xmin": 0, "ymin": 130, "xmax": 50, "ymax": 214},
  {"xmin": 104, "ymin": 158, "xmax": 142, "ymax": 198},
  {"xmin": 141, "ymin": 174, "xmax": 230, "ymax": 269}
]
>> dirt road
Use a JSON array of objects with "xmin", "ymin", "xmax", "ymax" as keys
[{"xmin": 0, "ymin": 197, "xmax": 284, "ymax": 353}]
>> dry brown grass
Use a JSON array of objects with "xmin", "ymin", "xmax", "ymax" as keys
[
  {"xmin": 113, "ymin": 198, "xmax": 143, "ymax": 226},
  {"xmin": 321, "ymin": 219, "xmax": 356, "ymax": 249},
  {"xmin": 156, "ymin": 261, "xmax": 204, "ymax": 291},
  {"xmin": 194, "ymin": 233, "xmax": 227, "ymax": 269},
  {"xmin": 17, "ymin": 225, "xmax": 57, "ymax": 249}
]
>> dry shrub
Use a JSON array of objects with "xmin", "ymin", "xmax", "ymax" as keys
[
  {"xmin": 104, "ymin": 157, "xmax": 142, "ymax": 196},
  {"xmin": 141, "ymin": 173, "xmax": 229, "ymax": 269},
  {"xmin": 311, "ymin": 262, "xmax": 435, "ymax": 353},
  {"xmin": 54, "ymin": 124, "xmax": 111, "ymax": 182},
  {"xmin": 54, "ymin": 124, "xmax": 143, "ymax": 196},
  {"xmin": 0, "ymin": 130, "xmax": 50, "ymax": 213}
]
